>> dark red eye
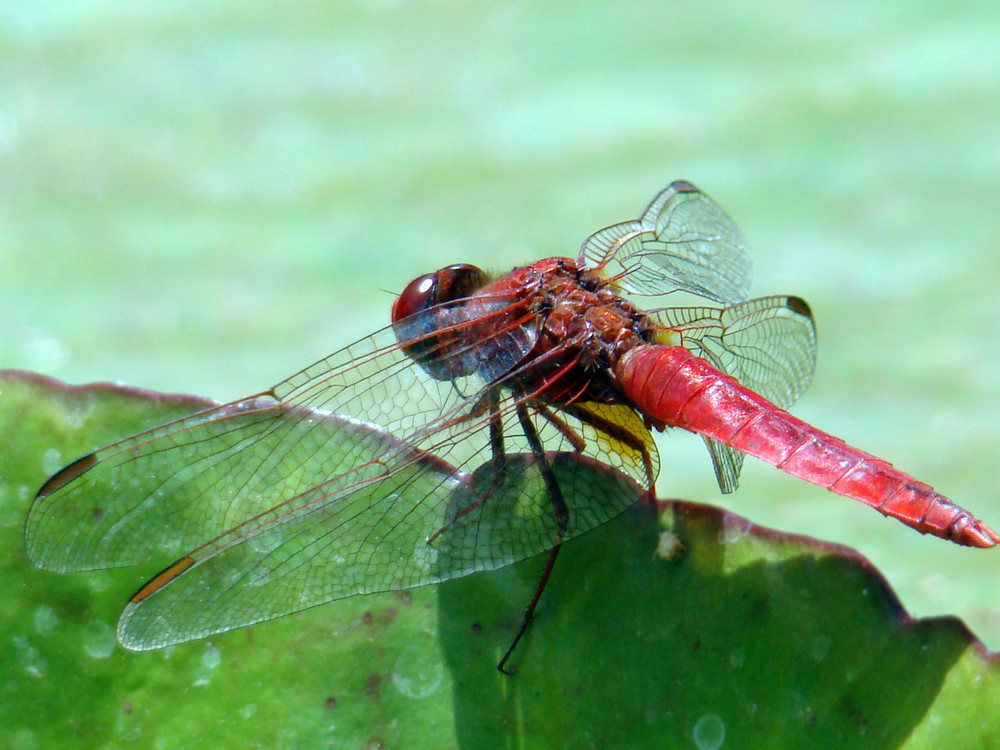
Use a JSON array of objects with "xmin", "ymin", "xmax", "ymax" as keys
[
  {"xmin": 391, "ymin": 264, "xmax": 487, "ymax": 323},
  {"xmin": 392, "ymin": 273, "xmax": 437, "ymax": 323}
]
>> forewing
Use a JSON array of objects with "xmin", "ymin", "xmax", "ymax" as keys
[
  {"xmin": 652, "ymin": 295, "xmax": 817, "ymax": 492},
  {"xmin": 579, "ymin": 181, "xmax": 752, "ymax": 305},
  {"xmin": 27, "ymin": 294, "xmax": 651, "ymax": 648},
  {"xmin": 24, "ymin": 329, "xmax": 466, "ymax": 574}
]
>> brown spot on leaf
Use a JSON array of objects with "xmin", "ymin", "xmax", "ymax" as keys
[{"xmin": 364, "ymin": 672, "xmax": 382, "ymax": 701}]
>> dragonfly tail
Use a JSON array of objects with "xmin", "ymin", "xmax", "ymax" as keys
[{"xmin": 617, "ymin": 345, "xmax": 998, "ymax": 548}]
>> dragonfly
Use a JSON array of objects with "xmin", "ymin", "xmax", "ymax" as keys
[{"xmin": 25, "ymin": 181, "xmax": 997, "ymax": 672}]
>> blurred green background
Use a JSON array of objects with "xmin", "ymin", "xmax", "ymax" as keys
[{"xmin": 2, "ymin": 0, "xmax": 998, "ymax": 707}]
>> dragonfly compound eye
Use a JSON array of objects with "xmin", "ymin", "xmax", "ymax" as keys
[
  {"xmin": 392, "ymin": 273, "xmax": 438, "ymax": 323},
  {"xmin": 391, "ymin": 264, "xmax": 488, "ymax": 323},
  {"xmin": 391, "ymin": 264, "xmax": 490, "ymax": 382}
]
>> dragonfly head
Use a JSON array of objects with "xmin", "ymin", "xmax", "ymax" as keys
[
  {"xmin": 392, "ymin": 264, "xmax": 492, "ymax": 382},
  {"xmin": 391, "ymin": 264, "xmax": 489, "ymax": 324}
]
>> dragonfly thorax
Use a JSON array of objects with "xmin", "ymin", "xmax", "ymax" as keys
[
  {"xmin": 474, "ymin": 257, "xmax": 656, "ymax": 405},
  {"xmin": 392, "ymin": 256, "xmax": 654, "ymax": 405}
]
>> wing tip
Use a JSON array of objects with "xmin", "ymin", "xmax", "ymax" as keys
[
  {"xmin": 36, "ymin": 452, "xmax": 98, "ymax": 498},
  {"xmin": 669, "ymin": 179, "xmax": 698, "ymax": 193},
  {"xmin": 130, "ymin": 556, "xmax": 197, "ymax": 604},
  {"xmin": 785, "ymin": 296, "xmax": 813, "ymax": 320}
]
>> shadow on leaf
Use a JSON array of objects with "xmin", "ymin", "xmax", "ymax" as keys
[{"xmin": 439, "ymin": 495, "xmax": 974, "ymax": 749}]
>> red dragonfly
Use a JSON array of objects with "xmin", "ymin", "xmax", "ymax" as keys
[{"xmin": 26, "ymin": 181, "xmax": 996, "ymax": 671}]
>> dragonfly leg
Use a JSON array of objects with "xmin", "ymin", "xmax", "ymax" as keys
[
  {"xmin": 497, "ymin": 401, "xmax": 569, "ymax": 675},
  {"xmin": 532, "ymin": 402, "xmax": 588, "ymax": 452},
  {"xmin": 497, "ymin": 542, "xmax": 562, "ymax": 675},
  {"xmin": 516, "ymin": 400, "xmax": 569, "ymax": 531}
]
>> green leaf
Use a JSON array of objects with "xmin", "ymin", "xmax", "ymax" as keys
[{"xmin": 2, "ymin": 371, "xmax": 998, "ymax": 749}]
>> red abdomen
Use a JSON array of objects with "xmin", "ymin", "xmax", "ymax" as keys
[{"xmin": 616, "ymin": 344, "xmax": 998, "ymax": 548}]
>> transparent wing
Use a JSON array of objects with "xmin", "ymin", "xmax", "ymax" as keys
[
  {"xmin": 655, "ymin": 295, "xmax": 817, "ymax": 407},
  {"xmin": 651, "ymin": 295, "xmax": 817, "ymax": 492},
  {"xmin": 26, "ymin": 298, "xmax": 653, "ymax": 649},
  {"xmin": 116, "ymin": 451, "xmax": 645, "ymax": 649},
  {"xmin": 579, "ymin": 181, "xmax": 752, "ymax": 305}
]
